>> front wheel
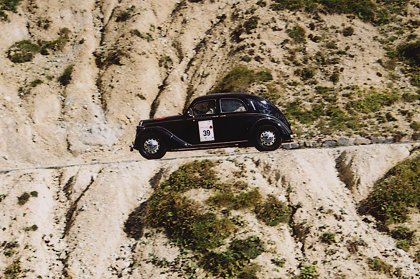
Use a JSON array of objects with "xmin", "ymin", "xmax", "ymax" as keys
[
  {"xmin": 254, "ymin": 125, "xmax": 282, "ymax": 152},
  {"xmin": 138, "ymin": 133, "xmax": 167, "ymax": 159}
]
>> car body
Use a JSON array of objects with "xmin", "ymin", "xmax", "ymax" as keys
[{"xmin": 131, "ymin": 93, "xmax": 293, "ymax": 159}]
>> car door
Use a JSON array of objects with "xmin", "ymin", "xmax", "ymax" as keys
[
  {"xmin": 184, "ymin": 99, "xmax": 219, "ymax": 145},
  {"xmin": 214, "ymin": 98, "xmax": 252, "ymax": 142}
]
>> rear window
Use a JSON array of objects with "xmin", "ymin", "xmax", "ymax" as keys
[
  {"xmin": 220, "ymin": 98, "xmax": 247, "ymax": 113},
  {"xmin": 254, "ymin": 99, "xmax": 280, "ymax": 117}
]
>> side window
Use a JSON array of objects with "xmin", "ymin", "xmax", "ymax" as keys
[
  {"xmin": 220, "ymin": 99, "xmax": 247, "ymax": 113},
  {"xmin": 191, "ymin": 100, "xmax": 216, "ymax": 116}
]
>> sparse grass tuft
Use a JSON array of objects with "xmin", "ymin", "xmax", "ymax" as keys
[
  {"xmin": 214, "ymin": 65, "xmax": 273, "ymax": 92},
  {"xmin": 207, "ymin": 188, "xmax": 262, "ymax": 210},
  {"xmin": 391, "ymin": 226, "xmax": 415, "ymax": 251},
  {"xmin": 271, "ymin": 257, "xmax": 286, "ymax": 267},
  {"xmin": 58, "ymin": 65, "xmax": 74, "ymax": 86},
  {"xmin": 285, "ymin": 101, "xmax": 323, "ymax": 125},
  {"xmin": 255, "ymin": 195, "xmax": 291, "ymax": 226},
  {"xmin": 271, "ymin": 0, "xmax": 375, "ymax": 21},
  {"xmin": 297, "ymin": 264, "xmax": 319, "ymax": 279},
  {"xmin": 161, "ymin": 160, "xmax": 218, "ymax": 192},
  {"xmin": 287, "ymin": 25, "xmax": 306, "ymax": 44},
  {"xmin": 359, "ymin": 154, "xmax": 419, "ymax": 224},
  {"xmin": 320, "ymin": 232, "xmax": 336, "ymax": 244},
  {"xmin": 367, "ymin": 257, "xmax": 394, "ymax": 276},
  {"xmin": 347, "ymin": 90, "xmax": 399, "ymax": 113}
]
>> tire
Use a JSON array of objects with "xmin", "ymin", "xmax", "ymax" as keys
[
  {"xmin": 138, "ymin": 133, "xmax": 167, "ymax": 159},
  {"xmin": 254, "ymin": 125, "xmax": 282, "ymax": 152}
]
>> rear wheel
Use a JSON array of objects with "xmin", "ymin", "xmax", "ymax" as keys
[
  {"xmin": 138, "ymin": 133, "xmax": 167, "ymax": 159},
  {"xmin": 254, "ymin": 125, "xmax": 282, "ymax": 151}
]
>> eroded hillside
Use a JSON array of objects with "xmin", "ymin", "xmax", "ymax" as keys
[
  {"xmin": 1, "ymin": 1, "xmax": 420, "ymax": 278},
  {"xmin": 0, "ymin": 144, "xmax": 419, "ymax": 278},
  {"xmin": 0, "ymin": 0, "xmax": 419, "ymax": 165}
]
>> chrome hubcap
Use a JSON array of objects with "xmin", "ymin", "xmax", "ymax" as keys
[
  {"xmin": 260, "ymin": 131, "xmax": 276, "ymax": 146},
  {"xmin": 143, "ymin": 138, "xmax": 160, "ymax": 154}
]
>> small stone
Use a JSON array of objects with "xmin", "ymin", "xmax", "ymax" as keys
[
  {"xmin": 322, "ymin": 140, "xmax": 337, "ymax": 148},
  {"xmin": 282, "ymin": 142, "xmax": 300, "ymax": 149},
  {"xmin": 337, "ymin": 137, "xmax": 351, "ymax": 146},
  {"xmin": 354, "ymin": 137, "xmax": 371, "ymax": 145},
  {"xmin": 304, "ymin": 141, "xmax": 316, "ymax": 148},
  {"xmin": 371, "ymin": 136, "xmax": 386, "ymax": 144}
]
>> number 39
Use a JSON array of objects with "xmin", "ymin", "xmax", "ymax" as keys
[{"xmin": 203, "ymin": 130, "xmax": 211, "ymax": 136}]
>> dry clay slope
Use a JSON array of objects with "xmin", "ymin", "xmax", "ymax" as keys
[
  {"xmin": 1, "ymin": 0, "xmax": 419, "ymax": 167},
  {"xmin": 0, "ymin": 143, "xmax": 419, "ymax": 278}
]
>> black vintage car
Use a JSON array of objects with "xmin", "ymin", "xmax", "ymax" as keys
[{"xmin": 131, "ymin": 93, "xmax": 293, "ymax": 159}]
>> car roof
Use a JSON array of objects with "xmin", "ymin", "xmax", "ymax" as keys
[{"xmin": 193, "ymin": 92, "xmax": 260, "ymax": 102}]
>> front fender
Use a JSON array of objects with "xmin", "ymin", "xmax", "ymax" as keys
[{"xmin": 133, "ymin": 126, "xmax": 191, "ymax": 150}]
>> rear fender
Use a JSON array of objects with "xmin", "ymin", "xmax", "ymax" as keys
[{"xmin": 250, "ymin": 118, "xmax": 291, "ymax": 139}]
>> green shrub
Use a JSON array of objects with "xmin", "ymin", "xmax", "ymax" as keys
[
  {"xmin": 243, "ymin": 16, "xmax": 259, "ymax": 33},
  {"xmin": 201, "ymin": 236, "xmax": 264, "ymax": 277},
  {"xmin": 359, "ymin": 154, "xmax": 419, "ymax": 224},
  {"xmin": 17, "ymin": 192, "xmax": 30, "ymax": 205},
  {"xmin": 58, "ymin": 65, "xmax": 74, "ymax": 86},
  {"xmin": 30, "ymin": 79, "xmax": 43, "ymax": 87},
  {"xmin": 24, "ymin": 224, "xmax": 38, "ymax": 232},
  {"xmin": 255, "ymin": 195, "xmax": 291, "ymax": 226},
  {"xmin": 342, "ymin": 26, "xmax": 354, "ymax": 36},
  {"xmin": 287, "ymin": 25, "xmax": 306, "ymax": 44},
  {"xmin": 94, "ymin": 48, "xmax": 128, "ymax": 68},
  {"xmin": 147, "ymin": 190, "xmax": 234, "ymax": 251},
  {"xmin": 397, "ymin": 40, "xmax": 420, "ymax": 66},
  {"xmin": 214, "ymin": 65, "xmax": 273, "ymax": 92},
  {"xmin": 390, "ymin": 226, "xmax": 415, "ymax": 251},
  {"xmin": 116, "ymin": 6, "xmax": 135, "ymax": 22},
  {"xmin": 0, "ymin": 0, "xmax": 22, "ymax": 20},
  {"xmin": 3, "ymin": 259, "xmax": 22, "ymax": 279},
  {"xmin": 319, "ymin": 0, "xmax": 375, "ymax": 21},
  {"xmin": 7, "ymin": 40, "xmax": 40, "ymax": 63}
]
